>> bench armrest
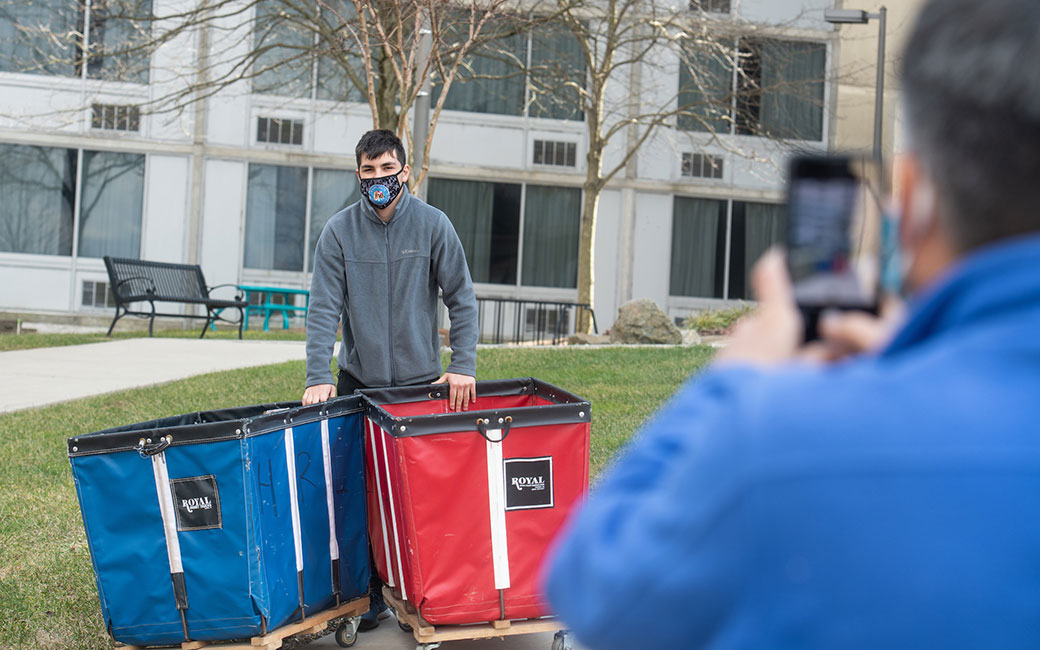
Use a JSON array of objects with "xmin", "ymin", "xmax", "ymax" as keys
[
  {"xmin": 207, "ymin": 283, "xmax": 246, "ymax": 302},
  {"xmin": 114, "ymin": 275, "xmax": 157, "ymax": 297}
]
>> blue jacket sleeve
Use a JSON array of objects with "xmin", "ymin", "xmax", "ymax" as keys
[{"xmin": 543, "ymin": 366, "xmax": 761, "ymax": 650}]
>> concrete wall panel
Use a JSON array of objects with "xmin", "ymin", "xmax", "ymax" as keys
[
  {"xmin": 199, "ymin": 159, "xmax": 246, "ymax": 288},
  {"xmin": 142, "ymin": 155, "xmax": 190, "ymax": 263}
]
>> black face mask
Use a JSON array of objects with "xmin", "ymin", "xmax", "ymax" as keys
[{"xmin": 359, "ymin": 171, "xmax": 403, "ymax": 209}]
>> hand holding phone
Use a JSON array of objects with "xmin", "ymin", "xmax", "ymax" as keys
[{"xmin": 785, "ymin": 155, "xmax": 883, "ymax": 341}]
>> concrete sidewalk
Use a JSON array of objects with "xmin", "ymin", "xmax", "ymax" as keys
[{"xmin": 0, "ymin": 338, "xmax": 309, "ymax": 413}]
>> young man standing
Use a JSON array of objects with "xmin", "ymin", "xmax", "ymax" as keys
[{"xmin": 303, "ymin": 129, "xmax": 478, "ymax": 628}]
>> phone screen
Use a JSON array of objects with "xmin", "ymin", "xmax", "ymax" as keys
[{"xmin": 786, "ymin": 155, "xmax": 882, "ymax": 337}]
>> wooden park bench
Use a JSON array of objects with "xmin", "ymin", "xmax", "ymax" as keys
[{"xmin": 103, "ymin": 256, "xmax": 248, "ymax": 338}]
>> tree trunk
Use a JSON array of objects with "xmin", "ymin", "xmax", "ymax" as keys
[
  {"xmin": 375, "ymin": 52, "xmax": 399, "ymax": 129},
  {"xmin": 576, "ymin": 168, "xmax": 603, "ymax": 335}
]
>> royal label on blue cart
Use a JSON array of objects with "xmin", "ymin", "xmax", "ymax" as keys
[
  {"xmin": 170, "ymin": 475, "xmax": 222, "ymax": 531},
  {"xmin": 504, "ymin": 457, "xmax": 554, "ymax": 510}
]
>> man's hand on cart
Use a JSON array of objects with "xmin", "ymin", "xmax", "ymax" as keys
[
  {"xmin": 302, "ymin": 383, "xmax": 336, "ymax": 405},
  {"xmin": 433, "ymin": 372, "xmax": 476, "ymax": 411}
]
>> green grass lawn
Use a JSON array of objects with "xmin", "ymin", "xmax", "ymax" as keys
[{"xmin": 0, "ymin": 346, "xmax": 713, "ymax": 649}]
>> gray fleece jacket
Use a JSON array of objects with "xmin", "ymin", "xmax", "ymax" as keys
[{"xmin": 305, "ymin": 185, "xmax": 478, "ymax": 388}]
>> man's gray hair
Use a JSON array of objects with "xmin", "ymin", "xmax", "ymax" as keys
[{"xmin": 901, "ymin": 0, "xmax": 1040, "ymax": 251}]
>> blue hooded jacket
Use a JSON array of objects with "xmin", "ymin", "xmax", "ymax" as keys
[{"xmin": 545, "ymin": 234, "xmax": 1040, "ymax": 650}]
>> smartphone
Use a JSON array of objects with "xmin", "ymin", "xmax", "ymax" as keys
[{"xmin": 785, "ymin": 154, "xmax": 882, "ymax": 341}]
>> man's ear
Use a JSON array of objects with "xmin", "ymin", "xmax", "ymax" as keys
[
  {"xmin": 894, "ymin": 154, "xmax": 937, "ymax": 250},
  {"xmin": 895, "ymin": 152, "xmax": 959, "ymax": 291},
  {"xmin": 399, "ymin": 164, "xmax": 410, "ymax": 184}
]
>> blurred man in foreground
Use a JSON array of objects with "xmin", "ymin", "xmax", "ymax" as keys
[{"xmin": 544, "ymin": 0, "xmax": 1040, "ymax": 648}]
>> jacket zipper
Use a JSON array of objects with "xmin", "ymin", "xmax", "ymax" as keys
[{"xmin": 384, "ymin": 222, "xmax": 396, "ymax": 386}]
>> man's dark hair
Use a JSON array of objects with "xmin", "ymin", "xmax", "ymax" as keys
[
  {"xmin": 901, "ymin": 0, "xmax": 1040, "ymax": 252},
  {"xmin": 355, "ymin": 129, "xmax": 407, "ymax": 168}
]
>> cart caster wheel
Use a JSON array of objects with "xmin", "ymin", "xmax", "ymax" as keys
[
  {"xmin": 335, "ymin": 621, "xmax": 358, "ymax": 647},
  {"xmin": 398, "ymin": 618, "xmax": 413, "ymax": 633},
  {"xmin": 551, "ymin": 630, "xmax": 573, "ymax": 650}
]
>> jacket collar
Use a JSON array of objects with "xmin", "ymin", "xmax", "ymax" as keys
[
  {"xmin": 884, "ymin": 232, "xmax": 1040, "ymax": 355},
  {"xmin": 359, "ymin": 182, "xmax": 412, "ymax": 226}
]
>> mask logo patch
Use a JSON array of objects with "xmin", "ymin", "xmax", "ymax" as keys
[
  {"xmin": 170, "ymin": 475, "xmax": 222, "ymax": 531},
  {"xmin": 368, "ymin": 184, "xmax": 391, "ymax": 206},
  {"xmin": 504, "ymin": 457, "xmax": 553, "ymax": 510}
]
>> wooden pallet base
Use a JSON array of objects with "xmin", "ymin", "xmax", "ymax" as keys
[
  {"xmin": 116, "ymin": 596, "xmax": 369, "ymax": 650},
  {"xmin": 383, "ymin": 586, "xmax": 563, "ymax": 644}
]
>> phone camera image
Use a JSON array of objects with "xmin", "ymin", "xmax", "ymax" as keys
[{"xmin": 785, "ymin": 155, "xmax": 883, "ymax": 339}]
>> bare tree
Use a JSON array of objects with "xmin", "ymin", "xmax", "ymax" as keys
[
  {"xmin": 0, "ymin": 0, "xmax": 528, "ymax": 193},
  {"xmin": 251, "ymin": 0, "xmax": 530, "ymax": 191},
  {"xmin": 523, "ymin": 0, "xmax": 827, "ymax": 332},
  {"xmin": 2, "ymin": 0, "xmax": 827, "ymax": 319}
]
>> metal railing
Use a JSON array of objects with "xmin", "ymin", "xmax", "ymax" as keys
[{"xmin": 467, "ymin": 297, "xmax": 598, "ymax": 345}]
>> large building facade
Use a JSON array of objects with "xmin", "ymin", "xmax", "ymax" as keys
[{"xmin": 0, "ymin": 0, "xmax": 843, "ymax": 333}]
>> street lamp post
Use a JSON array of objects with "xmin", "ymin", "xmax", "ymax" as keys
[{"xmin": 825, "ymin": 6, "xmax": 887, "ymax": 161}]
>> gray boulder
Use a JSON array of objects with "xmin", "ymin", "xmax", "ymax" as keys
[
  {"xmin": 609, "ymin": 299, "xmax": 682, "ymax": 345},
  {"xmin": 681, "ymin": 329, "xmax": 703, "ymax": 346},
  {"xmin": 567, "ymin": 332, "xmax": 612, "ymax": 345}
]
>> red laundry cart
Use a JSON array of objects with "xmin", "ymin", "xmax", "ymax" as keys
[{"xmin": 359, "ymin": 377, "xmax": 590, "ymax": 631}]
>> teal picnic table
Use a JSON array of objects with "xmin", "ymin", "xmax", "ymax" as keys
[{"xmin": 239, "ymin": 285, "xmax": 310, "ymax": 331}]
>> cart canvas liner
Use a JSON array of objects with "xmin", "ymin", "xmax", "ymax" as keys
[
  {"xmin": 360, "ymin": 377, "xmax": 591, "ymax": 626},
  {"xmin": 68, "ymin": 396, "xmax": 370, "ymax": 647}
]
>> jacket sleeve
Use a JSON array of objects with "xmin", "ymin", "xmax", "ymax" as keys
[
  {"xmin": 542, "ymin": 366, "xmax": 760, "ymax": 650},
  {"xmin": 305, "ymin": 221, "xmax": 347, "ymax": 388},
  {"xmin": 432, "ymin": 213, "xmax": 478, "ymax": 377}
]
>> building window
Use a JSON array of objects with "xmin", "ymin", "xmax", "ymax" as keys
[
  {"xmin": 0, "ymin": 143, "xmax": 144, "ymax": 258},
  {"xmin": 528, "ymin": 23, "xmax": 586, "ymax": 121},
  {"xmin": 522, "ymin": 184, "xmax": 582, "ymax": 287},
  {"xmin": 525, "ymin": 306, "xmax": 568, "ymax": 337},
  {"xmin": 92, "ymin": 104, "xmax": 141, "ymax": 131},
  {"xmin": 82, "ymin": 280, "xmax": 117, "ymax": 308},
  {"xmin": 78, "ymin": 151, "xmax": 146, "ymax": 258},
  {"xmin": 670, "ymin": 197, "xmax": 785, "ymax": 300},
  {"xmin": 252, "ymin": 0, "xmax": 314, "ymax": 99},
  {"xmin": 670, "ymin": 197, "xmax": 726, "ymax": 299},
  {"xmin": 534, "ymin": 140, "xmax": 577, "ymax": 167},
  {"xmin": 0, "ymin": 0, "xmax": 152, "ymax": 83},
  {"xmin": 727, "ymin": 201, "xmax": 787, "ymax": 299},
  {"xmin": 679, "ymin": 38, "xmax": 825, "ymax": 141},
  {"xmin": 689, "ymin": 0, "xmax": 731, "ymax": 13},
  {"xmin": 427, "ymin": 178, "xmax": 520, "ymax": 285},
  {"xmin": 0, "ymin": 145, "xmax": 76, "ymax": 256},
  {"xmin": 736, "ymin": 39, "xmax": 825, "ymax": 140},
  {"xmin": 681, "ymin": 152, "xmax": 723, "ymax": 179},
  {"xmin": 307, "ymin": 168, "xmax": 359, "ymax": 272},
  {"xmin": 427, "ymin": 178, "xmax": 581, "ymax": 288},
  {"xmin": 256, "ymin": 117, "xmax": 304, "ymax": 145},
  {"xmin": 252, "ymin": 0, "xmax": 365, "ymax": 102},
  {"xmin": 433, "ymin": 21, "xmax": 585, "ymax": 122},
  {"xmin": 435, "ymin": 24, "xmax": 527, "ymax": 117},
  {"xmin": 243, "ymin": 164, "xmax": 360, "ymax": 272}
]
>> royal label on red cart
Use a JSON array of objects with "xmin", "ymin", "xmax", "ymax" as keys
[{"xmin": 504, "ymin": 456, "xmax": 554, "ymax": 510}]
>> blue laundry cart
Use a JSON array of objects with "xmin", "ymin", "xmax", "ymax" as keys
[{"xmin": 67, "ymin": 396, "xmax": 370, "ymax": 648}]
